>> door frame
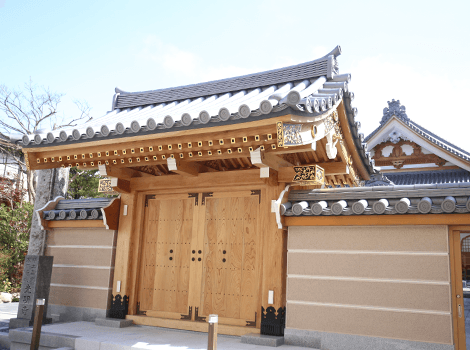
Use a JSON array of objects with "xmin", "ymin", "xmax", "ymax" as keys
[{"xmin": 449, "ymin": 225, "xmax": 470, "ymax": 349}]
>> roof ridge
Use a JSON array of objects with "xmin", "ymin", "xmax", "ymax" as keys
[
  {"xmin": 115, "ymin": 46, "xmax": 342, "ymax": 97},
  {"xmin": 113, "ymin": 46, "xmax": 342, "ymax": 109}
]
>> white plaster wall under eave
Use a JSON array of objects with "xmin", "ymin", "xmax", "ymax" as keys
[
  {"xmin": 367, "ymin": 117, "xmax": 470, "ymax": 171},
  {"xmin": 380, "ymin": 162, "xmax": 457, "ymax": 170}
]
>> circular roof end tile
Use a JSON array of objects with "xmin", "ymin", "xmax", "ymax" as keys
[
  {"xmin": 46, "ymin": 132, "xmax": 55, "ymax": 143},
  {"xmin": 181, "ymin": 113, "xmax": 193, "ymax": 126},
  {"xmin": 115, "ymin": 123, "xmax": 125, "ymax": 134},
  {"xmin": 130, "ymin": 120, "xmax": 140, "ymax": 133},
  {"xmin": 22, "ymin": 135, "xmax": 30, "ymax": 145},
  {"xmin": 86, "ymin": 127, "xmax": 95, "ymax": 138},
  {"xmin": 417, "ymin": 197, "xmax": 432, "ymax": 214},
  {"xmin": 395, "ymin": 198, "xmax": 410, "ymax": 214},
  {"xmin": 59, "ymin": 131, "xmax": 68, "ymax": 142},
  {"xmin": 238, "ymin": 104, "xmax": 251, "ymax": 119},
  {"xmin": 218, "ymin": 108, "xmax": 231, "ymax": 121},
  {"xmin": 163, "ymin": 116, "xmax": 174, "ymax": 128},
  {"xmin": 147, "ymin": 118, "xmax": 157, "ymax": 130},
  {"xmin": 441, "ymin": 197, "xmax": 456, "ymax": 213},
  {"xmin": 199, "ymin": 111, "xmax": 211, "ymax": 124},
  {"xmin": 259, "ymin": 100, "xmax": 273, "ymax": 115},
  {"xmin": 101, "ymin": 125, "xmax": 110, "ymax": 137},
  {"xmin": 72, "ymin": 129, "xmax": 81, "ymax": 140},
  {"xmin": 352, "ymin": 200, "xmax": 367, "ymax": 215},
  {"xmin": 372, "ymin": 199, "xmax": 388, "ymax": 214}
]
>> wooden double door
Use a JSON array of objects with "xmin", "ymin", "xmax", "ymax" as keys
[{"xmin": 137, "ymin": 190, "xmax": 262, "ymax": 327}]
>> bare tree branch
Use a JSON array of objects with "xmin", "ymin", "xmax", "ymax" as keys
[{"xmin": 0, "ymin": 79, "xmax": 93, "ymax": 203}]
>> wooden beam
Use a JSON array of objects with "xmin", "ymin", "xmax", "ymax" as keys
[
  {"xmin": 98, "ymin": 164, "xmax": 154, "ymax": 180},
  {"xmin": 47, "ymin": 220, "xmax": 105, "ymax": 228},
  {"xmin": 25, "ymin": 116, "xmax": 287, "ymax": 154},
  {"xmin": 111, "ymin": 177, "xmax": 131, "ymax": 193},
  {"xmin": 277, "ymin": 162, "xmax": 349, "ymax": 182},
  {"xmin": 130, "ymin": 169, "xmax": 269, "ymax": 191},
  {"xmin": 167, "ymin": 158, "xmax": 199, "ymax": 177},
  {"xmin": 285, "ymin": 213, "xmax": 470, "ymax": 226},
  {"xmin": 268, "ymin": 143, "xmax": 316, "ymax": 155}
]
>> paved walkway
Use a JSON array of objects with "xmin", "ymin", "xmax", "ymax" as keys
[
  {"xmin": 0, "ymin": 302, "xmax": 17, "ymax": 324},
  {"xmin": 2, "ymin": 302, "xmax": 470, "ymax": 349},
  {"xmin": 13, "ymin": 322, "xmax": 312, "ymax": 350}
]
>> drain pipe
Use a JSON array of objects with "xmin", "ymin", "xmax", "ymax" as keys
[{"xmin": 271, "ymin": 184, "xmax": 291, "ymax": 229}]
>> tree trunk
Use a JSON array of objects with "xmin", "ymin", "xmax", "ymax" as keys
[
  {"xmin": 27, "ymin": 167, "xmax": 69, "ymax": 255},
  {"xmin": 26, "ymin": 170, "xmax": 36, "ymax": 203}
]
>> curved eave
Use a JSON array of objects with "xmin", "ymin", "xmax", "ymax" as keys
[{"xmin": 337, "ymin": 99, "xmax": 374, "ymax": 180}]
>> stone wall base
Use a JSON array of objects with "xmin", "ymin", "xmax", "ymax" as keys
[
  {"xmin": 47, "ymin": 304, "xmax": 107, "ymax": 323},
  {"xmin": 284, "ymin": 328, "xmax": 454, "ymax": 350}
]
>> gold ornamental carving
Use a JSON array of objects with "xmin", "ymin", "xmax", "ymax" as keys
[
  {"xmin": 98, "ymin": 179, "xmax": 113, "ymax": 193},
  {"xmin": 292, "ymin": 165, "xmax": 325, "ymax": 186},
  {"xmin": 277, "ymin": 121, "xmax": 303, "ymax": 148}
]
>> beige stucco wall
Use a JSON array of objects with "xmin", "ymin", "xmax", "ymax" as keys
[
  {"xmin": 286, "ymin": 225, "xmax": 452, "ymax": 345},
  {"xmin": 45, "ymin": 227, "xmax": 117, "ymax": 311}
]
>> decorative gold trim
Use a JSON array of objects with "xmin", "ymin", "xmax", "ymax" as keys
[
  {"xmin": 277, "ymin": 121, "xmax": 284, "ymax": 147},
  {"xmin": 292, "ymin": 165, "xmax": 325, "ymax": 186}
]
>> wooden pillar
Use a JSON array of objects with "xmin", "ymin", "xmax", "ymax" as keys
[
  {"xmin": 112, "ymin": 192, "xmax": 139, "ymax": 314},
  {"xmin": 260, "ymin": 174, "xmax": 287, "ymax": 324}
]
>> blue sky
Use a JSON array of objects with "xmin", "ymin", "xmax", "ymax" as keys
[{"xmin": 1, "ymin": 0, "xmax": 469, "ymax": 150}]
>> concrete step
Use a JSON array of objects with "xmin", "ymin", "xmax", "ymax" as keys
[
  {"xmin": 9, "ymin": 328, "xmax": 79, "ymax": 350},
  {"xmin": 95, "ymin": 317, "xmax": 133, "ymax": 328},
  {"xmin": 241, "ymin": 333, "xmax": 284, "ymax": 347}
]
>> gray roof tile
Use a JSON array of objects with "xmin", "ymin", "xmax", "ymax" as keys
[{"xmin": 385, "ymin": 169, "xmax": 470, "ymax": 185}]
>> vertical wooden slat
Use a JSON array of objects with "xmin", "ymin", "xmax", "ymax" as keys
[
  {"xmin": 113, "ymin": 192, "xmax": 138, "ymax": 305},
  {"xmin": 260, "ymin": 180, "xmax": 287, "ymax": 316},
  {"xmin": 450, "ymin": 226, "xmax": 468, "ymax": 349}
]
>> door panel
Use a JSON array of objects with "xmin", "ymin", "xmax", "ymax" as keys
[
  {"xmin": 138, "ymin": 195, "xmax": 195, "ymax": 317},
  {"xmin": 200, "ymin": 192, "xmax": 261, "ymax": 324},
  {"xmin": 137, "ymin": 190, "xmax": 261, "ymax": 326}
]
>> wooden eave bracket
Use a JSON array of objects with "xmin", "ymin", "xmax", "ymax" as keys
[
  {"xmin": 110, "ymin": 177, "xmax": 131, "ymax": 193},
  {"xmin": 101, "ymin": 196, "xmax": 121, "ymax": 230},
  {"xmin": 250, "ymin": 147, "xmax": 294, "ymax": 178}
]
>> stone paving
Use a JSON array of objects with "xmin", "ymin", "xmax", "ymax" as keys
[
  {"xmin": 2, "ymin": 301, "xmax": 470, "ymax": 349},
  {"xmin": 11, "ymin": 321, "xmax": 314, "ymax": 350}
]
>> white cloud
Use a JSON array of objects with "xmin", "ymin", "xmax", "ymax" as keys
[{"xmin": 348, "ymin": 56, "xmax": 470, "ymax": 151}]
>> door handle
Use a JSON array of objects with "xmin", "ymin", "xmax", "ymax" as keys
[{"xmin": 459, "ymin": 304, "xmax": 462, "ymax": 318}]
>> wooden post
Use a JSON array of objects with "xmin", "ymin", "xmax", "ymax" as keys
[
  {"xmin": 30, "ymin": 298, "xmax": 45, "ymax": 350},
  {"xmin": 207, "ymin": 314, "xmax": 218, "ymax": 350}
]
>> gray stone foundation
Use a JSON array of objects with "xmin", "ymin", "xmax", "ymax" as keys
[
  {"xmin": 47, "ymin": 304, "xmax": 107, "ymax": 323},
  {"xmin": 284, "ymin": 328, "xmax": 454, "ymax": 350}
]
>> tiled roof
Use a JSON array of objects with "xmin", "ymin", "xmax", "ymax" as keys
[
  {"xmin": 282, "ymin": 183, "xmax": 470, "ymax": 217},
  {"xmin": 384, "ymin": 169, "xmax": 470, "ymax": 186},
  {"xmin": 43, "ymin": 198, "xmax": 113, "ymax": 221},
  {"xmin": 365, "ymin": 99, "xmax": 470, "ymax": 161},
  {"xmin": 15, "ymin": 46, "xmax": 346, "ymax": 147}
]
